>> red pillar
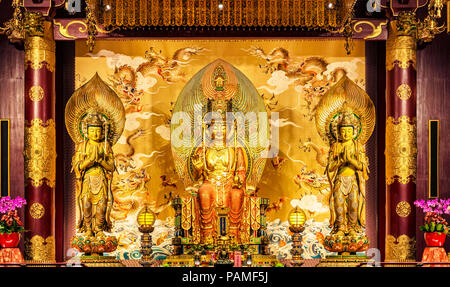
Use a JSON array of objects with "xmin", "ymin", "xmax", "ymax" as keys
[
  {"xmin": 384, "ymin": 11, "xmax": 417, "ymax": 262},
  {"xmin": 23, "ymin": 13, "xmax": 56, "ymax": 262}
]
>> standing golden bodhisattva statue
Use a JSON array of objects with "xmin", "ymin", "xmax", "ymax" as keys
[
  {"xmin": 73, "ymin": 113, "xmax": 115, "ymax": 237},
  {"xmin": 65, "ymin": 73, "xmax": 125, "ymax": 255},
  {"xmin": 315, "ymin": 74, "xmax": 375, "ymax": 254},
  {"xmin": 326, "ymin": 111, "xmax": 368, "ymax": 238}
]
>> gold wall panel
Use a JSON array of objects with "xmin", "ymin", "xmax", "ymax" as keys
[{"xmin": 75, "ymin": 39, "xmax": 366, "ymax": 257}]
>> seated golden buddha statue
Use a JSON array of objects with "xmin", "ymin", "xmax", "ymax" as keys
[
  {"xmin": 169, "ymin": 60, "xmax": 270, "ymax": 254},
  {"xmin": 190, "ymin": 100, "xmax": 247, "ymax": 244}
]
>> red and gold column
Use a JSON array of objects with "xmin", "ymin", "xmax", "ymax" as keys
[
  {"xmin": 385, "ymin": 11, "xmax": 417, "ymax": 262},
  {"xmin": 23, "ymin": 12, "xmax": 56, "ymax": 262}
]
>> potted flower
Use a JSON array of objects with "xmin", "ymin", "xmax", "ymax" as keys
[
  {"xmin": 414, "ymin": 198, "xmax": 450, "ymax": 247},
  {"xmin": 0, "ymin": 196, "xmax": 27, "ymax": 248}
]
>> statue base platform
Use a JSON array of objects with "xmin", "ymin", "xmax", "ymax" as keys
[
  {"xmin": 214, "ymin": 259, "xmax": 234, "ymax": 267},
  {"xmin": 250, "ymin": 255, "xmax": 279, "ymax": 267},
  {"xmin": 163, "ymin": 255, "xmax": 196, "ymax": 267},
  {"xmin": 316, "ymin": 232, "xmax": 369, "ymax": 253},
  {"xmin": 72, "ymin": 234, "xmax": 119, "ymax": 255},
  {"xmin": 162, "ymin": 254, "xmax": 279, "ymax": 267},
  {"xmin": 317, "ymin": 255, "xmax": 371, "ymax": 267},
  {"xmin": 0, "ymin": 248, "xmax": 24, "ymax": 265},
  {"xmin": 421, "ymin": 247, "xmax": 450, "ymax": 267},
  {"xmin": 80, "ymin": 255, "xmax": 124, "ymax": 267}
]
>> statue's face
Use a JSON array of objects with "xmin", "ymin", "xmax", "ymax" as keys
[
  {"xmin": 209, "ymin": 122, "xmax": 226, "ymax": 142},
  {"xmin": 339, "ymin": 126, "xmax": 354, "ymax": 142},
  {"xmin": 87, "ymin": 126, "xmax": 103, "ymax": 142}
]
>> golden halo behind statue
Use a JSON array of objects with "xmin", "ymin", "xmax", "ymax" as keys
[
  {"xmin": 65, "ymin": 73, "xmax": 125, "ymax": 145},
  {"xmin": 171, "ymin": 59, "xmax": 268, "ymax": 189},
  {"xmin": 315, "ymin": 75, "xmax": 375, "ymax": 145}
]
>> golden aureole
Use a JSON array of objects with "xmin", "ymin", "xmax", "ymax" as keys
[
  {"xmin": 315, "ymin": 74, "xmax": 375, "ymax": 264},
  {"xmin": 65, "ymin": 73, "xmax": 125, "ymax": 265},
  {"xmin": 396, "ymin": 201, "xmax": 411, "ymax": 218},
  {"xmin": 29, "ymin": 85, "xmax": 44, "ymax": 102},
  {"xmin": 29, "ymin": 202, "xmax": 45, "ymax": 219},
  {"xmin": 385, "ymin": 116, "xmax": 417, "ymax": 184},
  {"xmin": 171, "ymin": 59, "xmax": 268, "ymax": 245}
]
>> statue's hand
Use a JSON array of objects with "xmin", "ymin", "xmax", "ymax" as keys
[
  {"xmin": 232, "ymin": 175, "xmax": 242, "ymax": 189},
  {"xmin": 85, "ymin": 155, "xmax": 96, "ymax": 168},
  {"xmin": 343, "ymin": 146, "xmax": 350, "ymax": 162},
  {"xmin": 347, "ymin": 152, "xmax": 362, "ymax": 170},
  {"xmin": 94, "ymin": 148, "xmax": 101, "ymax": 163}
]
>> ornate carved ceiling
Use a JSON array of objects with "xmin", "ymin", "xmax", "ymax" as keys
[{"xmin": 88, "ymin": 0, "xmax": 358, "ymax": 30}]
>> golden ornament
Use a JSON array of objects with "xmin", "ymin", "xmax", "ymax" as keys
[
  {"xmin": 24, "ymin": 20, "xmax": 55, "ymax": 72},
  {"xmin": 386, "ymin": 20, "xmax": 416, "ymax": 71},
  {"xmin": 24, "ymin": 119, "xmax": 56, "ymax": 187},
  {"xmin": 395, "ymin": 201, "xmax": 411, "ymax": 217},
  {"xmin": 29, "ymin": 202, "xmax": 45, "ymax": 219},
  {"xmin": 385, "ymin": 234, "xmax": 416, "ymax": 261},
  {"xmin": 385, "ymin": 116, "xmax": 417, "ymax": 185},
  {"xmin": 29, "ymin": 86, "xmax": 44, "ymax": 102},
  {"xmin": 24, "ymin": 235, "xmax": 55, "ymax": 262},
  {"xmin": 396, "ymin": 84, "xmax": 412, "ymax": 100}
]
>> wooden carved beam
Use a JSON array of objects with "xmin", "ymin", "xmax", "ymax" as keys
[{"xmin": 53, "ymin": 17, "xmax": 387, "ymax": 41}]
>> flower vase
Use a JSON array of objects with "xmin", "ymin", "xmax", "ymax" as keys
[
  {"xmin": 0, "ymin": 232, "xmax": 21, "ymax": 248},
  {"xmin": 424, "ymin": 232, "xmax": 446, "ymax": 247}
]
